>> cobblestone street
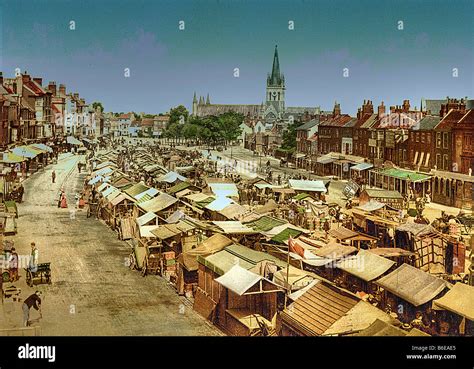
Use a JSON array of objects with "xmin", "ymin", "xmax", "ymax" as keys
[{"xmin": 0, "ymin": 154, "xmax": 221, "ymax": 336}]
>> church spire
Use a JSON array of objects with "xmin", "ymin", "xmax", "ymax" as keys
[
  {"xmin": 193, "ymin": 92, "xmax": 197, "ymax": 103},
  {"xmin": 270, "ymin": 45, "xmax": 281, "ymax": 86}
]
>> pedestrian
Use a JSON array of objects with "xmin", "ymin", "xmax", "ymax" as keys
[
  {"xmin": 29, "ymin": 242, "xmax": 39, "ymax": 272},
  {"xmin": 51, "ymin": 170, "xmax": 56, "ymax": 183},
  {"xmin": 8, "ymin": 247, "xmax": 19, "ymax": 281},
  {"xmin": 77, "ymin": 162, "xmax": 81, "ymax": 173},
  {"xmin": 22, "ymin": 291, "xmax": 42, "ymax": 327},
  {"xmin": 17, "ymin": 184, "xmax": 24, "ymax": 203},
  {"xmin": 60, "ymin": 192, "xmax": 68, "ymax": 208}
]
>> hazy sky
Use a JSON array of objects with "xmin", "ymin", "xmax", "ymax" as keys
[{"xmin": 1, "ymin": 0, "xmax": 473, "ymax": 114}]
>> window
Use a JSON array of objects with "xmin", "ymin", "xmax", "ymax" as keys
[
  {"xmin": 416, "ymin": 133, "xmax": 420, "ymax": 143},
  {"xmin": 427, "ymin": 134, "xmax": 431, "ymax": 144},
  {"xmin": 443, "ymin": 132, "xmax": 448, "ymax": 149},
  {"xmin": 421, "ymin": 133, "xmax": 425, "ymax": 143},
  {"xmin": 436, "ymin": 154, "xmax": 441, "ymax": 169},
  {"xmin": 436, "ymin": 132, "xmax": 442, "ymax": 148},
  {"xmin": 403, "ymin": 149, "xmax": 407, "ymax": 161},
  {"xmin": 443, "ymin": 154, "xmax": 448, "ymax": 170}
]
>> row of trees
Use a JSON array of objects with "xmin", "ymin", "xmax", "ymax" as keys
[{"xmin": 163, "ymin": 105, "xmax": 244, "ymax": 148}]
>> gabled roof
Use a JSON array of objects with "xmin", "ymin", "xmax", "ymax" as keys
[
  {"xmin": 376, "ymin": 263, "xmax": 448, "ymax": 306},
  {"xmin": 436, "ymin": 109, "xmax": 469, "ymax": 130},
  {"xmin": 138, "ymin": 193, "xmax": 178, "ymax": 213},
  {"xmin": 362, "ymin": 188, "xmax": 403, "ymax": 199},
  {"xmin": 319, "ymin": 114, "xmax": 352, "ymax": 127},
  {"xmin": 432, "ymin": 283, "xmax": 474, "ymax": 320},
  {"xmin": 295, "ymin": 118, "xmax": 320, "ymax": 131},
  {"xmin": 411, "ymin": 115, "xmax": 441, "ymax": 131},
  {"xmin": 281, "ymin": 282, "xmax": 359, "ymax": 336}
]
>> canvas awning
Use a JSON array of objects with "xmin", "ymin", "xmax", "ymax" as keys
[
  {"xmin": 139, "ymin": 225, "xmax": 160, "ymax": 238},
  {"xmin": 312, "ymin": 243, "xmax": 357, "ymax": 260},
  {"xmin": 272, "ymin": 266, "xmax": 315, "ymax": 291},
  {"xmin": 97, "ymin": 182, "xmax": 110, "ymax": 192},
  {"xmin": 215, "ymin": 265, "xmax": 282, "ymax": 296},
  {"xmin": 178, "ymin": 233, "xmax": 233, "ymax": 271},
  {"xmin": 88, "ymin": 175, "xmax": 107, "ymax": 185},
  {"xmin": 336, "ymin": 250, "xmax": 395, "ymax": 282},
  {"xmin": 110, "ymin": 192, "xmax": 135, "ymax": 206},
  {"xmin": 66, "ymin": 136, "xmax": 82, "ymax": 145},
  {"xmin": 31, "ymin": 143, "xmax": 53, "ymax": 153},
  {"xmin": 156, "ymin": 171, "xmax": 187, "ymax": 183},
  {"xmin": 212, "ymin": 221, "xmax": 256, "ymax": 234},
  {"xmin": 376, "ymin": 264, "xmax": 448, "ymax": 307},
  {"xmin": 357, "ymin": 200, "xmax": 386, "ymax": 212},
  {"xmin": 209, "ymin": 182, "xmax": 239, "ymax": 198},
  {"xmin": 1, "ymin": 152, "xmax": 27, "ymax": 163},
  {"xmin": 205, "ymin": 196, "xmax": 235, "ymax": 211},
  {"xmin": 316, "ymin": 156, "xmax": 336, "ymax": 164},
  {"xmin": 377, "ymin": 168, "xmax": 431, "ymax": 182},
  {"xmin": 322, "ymin": 300, "xmax": 396, "ymax": 336},
  {"xmin": 432, "ymin": 283, "xmax": 474, "ymax": 320},
  {"xmin": 92, "ymin": 166, "xmax": 114, "ymax": 177},
  {"xmin": 288, "ymin": 179, "xmax": 327, "ymax": 193},
  {"xmin": 136, "ymin": 211, "xmax": 158, "ymax": 226},
  {"xmin": 138, "ymin": 193, "xmax": 178, "ymax": 213},
  {"xmin": 350, "ymin": 163, "xmax": 373, "ymax": 171},
  {"xmin": 102, "ymin": 185, "xmax": 118, "ymax": 198},
  {"xmin": 12, "ymin": 146, "xmax": 39, "ymax": 159},
  {"xmin": 218, "ymin": 203, "xmax": 249, "ymax": 219}
]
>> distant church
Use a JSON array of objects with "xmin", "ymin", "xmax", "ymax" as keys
[{"xmin": 192, "ymin": 46, "xmax": 320, "ymax": 123}]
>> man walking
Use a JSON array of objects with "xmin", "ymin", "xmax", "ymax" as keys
[
  {"xmin": 29, "ymin": 242, "xmax": 39, "ymax": 272},
  {"xmin": 22, "ymin": 291, "xmax": 42, "ymax": 327},
  {"xmin": 8, "ymin": 247, "xmax": 19, "ymax": 281},
  {"xmin": 51, "ymin": 170, "xmax": 56, "ymax": 183}
]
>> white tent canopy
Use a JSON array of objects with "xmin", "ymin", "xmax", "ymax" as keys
[{"xmin": 215, "ymin": 265, "xmax": 282, "ymax": 296}]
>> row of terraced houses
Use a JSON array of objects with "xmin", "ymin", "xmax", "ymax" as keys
[
  {"xmin": 293, "ymin": 97, "xmax": 474, "ymax": 209},
  {"xmin": 0, "ymin": 71, "xmax": 104, "ymax": 149}
]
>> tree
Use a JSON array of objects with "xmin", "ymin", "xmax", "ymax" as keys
[
  {"xmin": 168, "ymin": 105, "xmax": 189, "ymax": 128},
  {"xmin": 281, "ymin": 120, "xmax": 303, "ymax": 151},
  {"xmin": 92, "ymin": 102, "xmax": 104, "ymax": 112},
  {"xmin": 217, "ymin": 112, "xmax": 244, "ymax": 147}
]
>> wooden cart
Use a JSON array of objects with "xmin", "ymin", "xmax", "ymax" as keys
[{"xmin": 25, "ymin": 263, "xmax": 52, "ymax": 287}]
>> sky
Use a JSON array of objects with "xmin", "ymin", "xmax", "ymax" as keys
[{"xmin": 1, "ymin": 0, "xmax": 473, "ymax": 115}]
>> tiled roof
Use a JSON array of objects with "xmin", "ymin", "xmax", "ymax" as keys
[
  {"xmin": 319, "ymin": 114, "xmax": 352, "ymax": 127},
  {"xmin": 437, "ymin": 109, "xmax": 470, "ymax": 130},
  {"xmin": 295, "ymin": 118, "xmax": 320, "ymax": 131},
  {"xmin": 411, "ymin": 115, "xmax": 441, "ymax": 131}
]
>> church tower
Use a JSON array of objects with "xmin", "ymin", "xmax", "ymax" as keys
[
  {"xmin": 192, "ymin": 92, "xmax": 198, "ymax": 116},
  {"xmin": 265, "ymin": 45, "xmax": 285, "ymax": 122}
]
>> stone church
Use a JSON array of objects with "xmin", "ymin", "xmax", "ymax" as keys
[{"xmin": 192, "ymin": 46, "xmax": 321, "ymax": 124}]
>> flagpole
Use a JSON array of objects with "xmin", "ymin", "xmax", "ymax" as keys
[{"xmin": 285, "ymin": 237, "xmax": 291, "ymax": 307}]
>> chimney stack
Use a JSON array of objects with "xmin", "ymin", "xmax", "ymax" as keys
[
  {"xmin": 0, "ymin": 72, "xmax": 3, "ymax": 85},
  {"xmin": 59, "ymin": 84, "xmax": 66, "ymax": 97},
  {"xmin": 439, "ymin": 104, "xmax": 447, "ymax": 118},
  {"xmin": 47, "ymin": 81, "xmax": 57, "ymax": 96},
  {"xmin": 22, "ymin": 71, "xmax": 31, "ymax": 83},
  {"xmin": 402, "ymin": 99, "xmax": 410, "ymax": 112},
  {"xmin": 378, "ymin": 101, "xmax": 386, "ymax": 117},
  {"xmin": 33, "ymin": 77, "xmax": 43, "ymax": 86}
]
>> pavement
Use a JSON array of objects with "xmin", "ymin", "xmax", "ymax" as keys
[{"xmin": 0, "ymin": 153, "xmax": 221, "ymax": 336}]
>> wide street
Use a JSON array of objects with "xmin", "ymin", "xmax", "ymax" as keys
[{"xmin": 0, "ymin": 153, "xmax": 221, "ymax": 336}]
